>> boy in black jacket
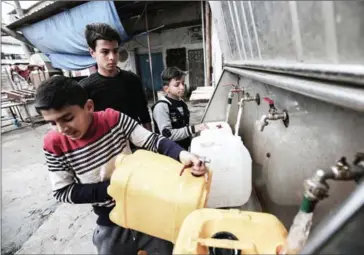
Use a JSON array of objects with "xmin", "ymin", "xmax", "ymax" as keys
[{"xmin": 152, "ymin": 67, "xmax": 208, "ymax": 150}]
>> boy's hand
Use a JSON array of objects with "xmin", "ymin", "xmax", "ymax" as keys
[
  {"xmin": 179, "ymin": 151, "xmax": 207, "ymax": 176},
  {"xmin": 194, "ymin": 123, "xmax": 209, "ymax": 133}
]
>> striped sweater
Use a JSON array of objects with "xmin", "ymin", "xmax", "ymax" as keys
[{"xmin": 43, "ymin": 108, "xmax": 184, "ymax": 226}]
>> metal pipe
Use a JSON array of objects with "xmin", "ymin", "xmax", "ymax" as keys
[
  {"xmin": 225, "ymin": 104, "xmax": 231, "ymax": 123},
  {"xmin": 235, "ymin": 92, "xmax": 260, "ymax": 134},
  {"xmin": 1, "ymin": 25, "xmax": 34, "ymax": 48},
  {"xmin": 300, "ymin": 178, "xmax": 364, "ymax": 254},
  {"xmin": 4, "ymin": 67, "xmax": 16, "ymax": 90},
  {"xmin": 225, "ymin": 91, "xmax": 233, "ymax": 122},
  {"xmin": 234, "ymin": 99, "xmax": 244, "ymax": 136},
  {"xmin": 224, "ymin": 83, "xmax": 244, "ymax": 123},
  {"xmin": 225, "ymin": 60, "xmax": 364, "ymax": 86},
  {"xmin": 201, "ymin": 1, "xmax": 207, "ymax": 87},
  {"xmin": 14, "ymin": 0, "xmax": 24, "ymax": 17},
  {"xmin": 205, "ymin": 1, "xmax": 211, "ymax": 86},
  {"xmin": 224, "ymin": 67, "xmax": 364, "ymax": 112},
  {"xmin": 13, "ymin": 0, "xmax": 32, "ymax": 59},
  {"xmin": 145, "ymin": 4, "xmax": 156, "ymax": 104}
]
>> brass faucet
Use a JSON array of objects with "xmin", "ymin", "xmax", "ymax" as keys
[
  {"xmin": 304, "ymin": 153, "xmax": 364, "ymax": 202},
  {"xmin": 225, "ymin": 84, "xmax": 244, "ymax": 102},
  {"xmin": 224, "ymin": 84, "xmax": 244, "ymax": 122},
  {"xmin": 239, "ymin": 92, "xmax": 260, "ymax": 106},
  {"xmin": 259, "ymin": 97, "xmax": 289, "ymax": 132}
]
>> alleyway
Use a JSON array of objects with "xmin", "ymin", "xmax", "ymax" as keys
[{"xmin": 1, "ymin": 101, "xmax": 208, "ymax": 255}]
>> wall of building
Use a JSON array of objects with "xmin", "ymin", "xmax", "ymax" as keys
[
  {"xmin": 1, "ymin": 36, "xmax": 28, "ymax": 60},
  {"xmin": 122, "ymin": 25, "xmax": 203, "ymax": 92},
  {"xmin": 117, "ymin": 49, "xmax": 137, "ymax": 73}
]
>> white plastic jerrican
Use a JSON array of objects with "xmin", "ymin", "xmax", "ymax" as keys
[
  {"xmin": 200, "ymin": 121, "xmax": 233, "ymax": 136},
  {"xmin": 191, "ymin": 132, "xmax": 252, "ymax": 208}
]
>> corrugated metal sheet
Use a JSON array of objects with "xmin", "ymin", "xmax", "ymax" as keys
[
  {"xmin": 217, "ymin": 1, "xmax": 364, "ymax": 66},
  {"xmin": 6, "ymin": 1, "xmax": 87, "ymax": 30}
]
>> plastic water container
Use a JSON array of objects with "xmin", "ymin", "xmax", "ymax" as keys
[
  {"xmin": 200, "ymin": 121, "xmax": 233, "ymax": 136},
  {"xmin": 190, "ymin": 133, "xmax": 252, "ymax": 208},
  {"xmin": 173, "ymin": 208, "xmax": 288, "ymax": 255},
  {"xmin": 108, "ymin": 150, "xmax": 212, "ymax": 243}
]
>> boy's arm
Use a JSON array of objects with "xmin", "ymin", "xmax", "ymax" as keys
[
  {"xmin": 45, "ymin": 150, "xmax": 111, "ymax": 204},
  {"xmin": 119, "ymin": 112, "xmax": 184, "ymax": 161},
  {"xmin": 129, "ymin": 125, "xmax": 207, "ymax": 176},
  {"xmin": 152, "ymin": 102, "xmax": 195, "ymax": 141}
]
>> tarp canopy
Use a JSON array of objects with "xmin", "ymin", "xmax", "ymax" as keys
[{"xmin": 20, "ymin": 1, "xmax": 128, "ymax": 70}]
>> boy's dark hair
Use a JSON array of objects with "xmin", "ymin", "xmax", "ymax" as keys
[
  {"xmin": 161, "ymin": 67, "xmax": 186, "ymax": 86},
  {"xmin": 35, "ymin": 75, "xmax": 88, "ymax": 112},
  {"xmin": 85, "ymin": 23, "xmax": 121, "ymax": 50}
]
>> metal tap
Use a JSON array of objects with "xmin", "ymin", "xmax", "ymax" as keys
[
  {"xmin": 259, "ymin": 97, "xmax": 289, "ymax": 132},
  {"xmin": 238, "ymin": 92, "xmax": 260, "ymax": 106},
  {"xmin": 303, "ymin": 153, "xmax": 364, "ymax": 202},
  {"xmin": 234, "ymin": 92, "xmax": 260, "ymax": 136},
  {"xmin": 224, "ymin": 84, "xmax": 244, "ymax": 122},
  {"xmin": 224, "ymin": 84, "xmax": 244, "ymax": 101}
]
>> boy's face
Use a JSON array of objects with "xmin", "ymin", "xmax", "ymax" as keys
[
  {"xmin": 164, "ymin": 77, "xmax": 186, "ymax": 98},
  {"xmin": 89, "ymin": 40, "xmax": 119, "ymax": 72},
  {"xmin": 41, "ymin": 100, "xmax": 94, "ymax": 140}
]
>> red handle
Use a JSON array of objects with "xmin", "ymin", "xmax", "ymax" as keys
[{"xmin": 264, "ymin": 97, "xmax": 274, "ymax": 105}]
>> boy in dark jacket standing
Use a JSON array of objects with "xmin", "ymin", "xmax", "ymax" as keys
[{"xmin": 80, "ymin": 23, "xmax": 152, "ymax": 131}]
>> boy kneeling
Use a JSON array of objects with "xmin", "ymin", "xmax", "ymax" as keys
[{"xmin": 36, "ymin": 76, "xmax": 207, "ymax": 255}]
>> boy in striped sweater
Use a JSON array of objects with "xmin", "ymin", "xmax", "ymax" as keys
[{"xmin": 35, "ymin": 76, "xmax": 207, "ymax": 255}]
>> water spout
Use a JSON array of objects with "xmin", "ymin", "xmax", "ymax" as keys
[{"xmin": 259, "ymin": 115, "xmax": 269, "ymax": 132}]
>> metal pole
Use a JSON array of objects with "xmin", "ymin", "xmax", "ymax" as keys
[
  {"xmin": 225, "ymin": 60, "xmax": 364, "ymax": 86},
  {"xmin": 13, "ymin": 0, "xmax": 32, "ymax": 59},
  {"xmin": 1, "ymin": 25, "xmax": 34, "ymax": 48},
  {"xmin": 145, "ymin": 4, "xmax": 156, "ymax": 104},
  {"xmin": 4, "ymin": 66, "xmax": 16, "ymax": 90},
  {"xmin": 224, "ymin": 66, "xmax": 364, "ymax": 113},
  {"xmin": 14, "ymin": 0, "xmax": 24, "ymax": 16},
  {"xmin": 205, "ymin": 1, "xmax": 211, "ymax": 87},
  {"xmin": 201, "ymin": 1, "xmax": 207, "ymax": 87}
]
